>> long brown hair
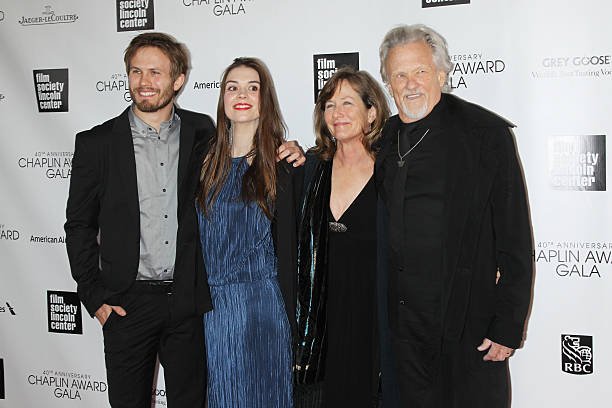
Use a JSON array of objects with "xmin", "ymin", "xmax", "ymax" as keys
[
  {"xmin": 197, "ymin": 57, "xmax": 286, "ymax": 219},
  {"xmin": 313, "ymin": 67, "xmax": 390, "ymax": 160}
]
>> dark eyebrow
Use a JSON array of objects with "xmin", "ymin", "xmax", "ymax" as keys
[{"xmin": 226, "ymin": 80, "xmax": 261, "ymax": 84}]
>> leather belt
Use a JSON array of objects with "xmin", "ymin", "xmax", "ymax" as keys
[{"xmin": 131, "ymin": 280, "xmax": 173, "ymax": 294}]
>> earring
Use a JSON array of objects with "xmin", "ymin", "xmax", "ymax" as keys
[{"xmin": 327, "ymin": 129, "xmax": 336, "ymax": 143}]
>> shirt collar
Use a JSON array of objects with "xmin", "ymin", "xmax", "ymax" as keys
[{"xmin": 128, "ymin": 105, "xmax": 179, "ymax": 141}]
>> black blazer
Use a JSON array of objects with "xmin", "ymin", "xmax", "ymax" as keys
[
  {"xmin": 375, "ymin": 94, "xmax": 533, "ymax": 349},
  {"xmin": 65, "ymin": 106, "xmax": 215, "ymax": 320}
]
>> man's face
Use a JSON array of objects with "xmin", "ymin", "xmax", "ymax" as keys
[
  {"xmin": 128, "ymin": 46, "xmax": 184, "ymax": 114},
  {"xmin": 385, "ymin": 41, "xmax": 446, "ymax": 123}
]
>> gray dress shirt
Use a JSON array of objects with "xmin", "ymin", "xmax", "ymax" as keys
[{"xmin": 129, "ymin": 106, "xmax": 180, "ymax": 281}]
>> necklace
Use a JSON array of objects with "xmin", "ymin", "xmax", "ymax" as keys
[{"xmin": 397, "ymin": 128, "xmax": 429, "ymax": 167}]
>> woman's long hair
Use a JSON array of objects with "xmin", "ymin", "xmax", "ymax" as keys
[{"xmin": 197, "ymin": 57, "xmax": 287, "ymax": 219}]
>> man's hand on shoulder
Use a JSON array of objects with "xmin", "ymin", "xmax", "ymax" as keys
[
  {"xmin": 477, "ymin": 338, "xmax": 514, "ymax": 361},
  {"xmin": 277, "ymin": 140, "xmax": 305, "ymax": 167},
  {"xmin": 95, "ymin": 304, "xmax": 127, "ymax": 326}
]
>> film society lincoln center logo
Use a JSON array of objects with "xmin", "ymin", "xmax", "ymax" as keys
[
  {"xmin": 422, "ymin": 0, "xmax": 470, "ymax": 8},
  {"xmin": 562, "ymin": 334, "xmax": 593, "ymax": 375},
  {"xmin": 313, "ymin": 52, "xmax": 359, "ymax": 102},
  {"xmin": 47, "ymin": 291, "xmax": 82, "ymax": 335},
  {"xmin": 549, "ymin": 135, "xmax": 606, "ymax": 191},
  {"xmin": 116, "ymin": 0, "xmax": 154, "ymax": 32},
  {"xmin": 33, "ymin": 69, "xmax": 68, "ymax": 113}
]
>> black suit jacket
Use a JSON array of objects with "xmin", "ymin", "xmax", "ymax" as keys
[
  {"xmin": 65, "ymin": 106, "xmax": 215, "ymax": 320},
  {"xmin": 376, "ymin": 94, "xmax": 533, "ymax": 349}
]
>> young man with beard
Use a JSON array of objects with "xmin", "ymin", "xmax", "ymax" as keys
[
  {"xmin": 375, "ymin": 24, "xmax": 533, "ymax": 407},
  {"xmin": 64, "ymin": 32, "xmax": 303, "ymax": 407}
]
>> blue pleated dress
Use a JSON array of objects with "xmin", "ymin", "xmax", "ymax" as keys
[{"xmin": 197, "ymin": 157, "xmax": 293, "ymax": 408}]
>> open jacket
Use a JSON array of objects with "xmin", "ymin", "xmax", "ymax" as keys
[
  {"xmin": 294, "ymin": 153, "xmax": 332, "ymax": 385},
  {"xmin": 375, "ymin": 93, "xmax": 533, "ymax": 350},
  {"xmin": 64, "ymin": 106, "xmax": 215, "ymax": 320},
  {"xmin": 272, "ymin": 160, "xmax": 304, "ymax": 339}
]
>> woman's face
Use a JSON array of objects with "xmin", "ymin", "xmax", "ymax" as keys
[
  {"xmin": 223, "ymin": 65, "xmax": 261, "ymax": 127},
  {"xmin": 323, "ymin": 80, "xmax": 376, "ymax": 143}
]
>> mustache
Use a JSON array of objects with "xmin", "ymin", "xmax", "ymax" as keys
[
  {"xmin": 402, "ymin": 91, "xmax": 424, "ymax": 98},
  {"xmin": 133, "ymin": 87, "xmax": 158, "ymax": 92}
]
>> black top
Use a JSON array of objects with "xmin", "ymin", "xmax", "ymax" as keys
[
  {"xmin": 324, "ymin": 175, "xmax": 378, "ymax": 407},
  {"xmin": 380, "ymin": 97, "xmax": 450, "ymax": 343}
]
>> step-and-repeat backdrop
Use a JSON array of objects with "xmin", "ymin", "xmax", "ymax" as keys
[{"xmin": 1, "ymin": 0, "xmax": 611, "ymax": 406}]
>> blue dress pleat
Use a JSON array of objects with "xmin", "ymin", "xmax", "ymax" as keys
[{"xmin": 197, "ymin": 157, "xmax": 292, "ymax": 408}]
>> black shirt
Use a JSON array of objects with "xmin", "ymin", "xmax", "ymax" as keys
[{"xmin": 380, "ymin": 96, "xmax": 450, "ymax": 342}]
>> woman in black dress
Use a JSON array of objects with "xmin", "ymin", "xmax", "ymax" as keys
[{"xmin": 295, "ymin": 67, "xmax": 390, "ymax": 407}]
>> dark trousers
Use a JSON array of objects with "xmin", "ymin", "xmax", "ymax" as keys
[
  {"xmin": 392, "ymin": 329, "xmax": 509, "ymax": 408},
  {"xmin": 102, "ymin": 284, "xmax": 206, "ymax": 408}
]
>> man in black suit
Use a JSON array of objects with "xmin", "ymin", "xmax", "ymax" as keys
[
  {"xmin": 65, "ymin": 32, "xmax": 303, "ymax": 408},
  {"xmin": 375, "ymin": 24, "xmax": 533, "ymax": 407}
]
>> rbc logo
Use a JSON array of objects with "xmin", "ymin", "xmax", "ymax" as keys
[{"xmin": 561, "ymin": 334, "xmax": 593, "ymax": 375}]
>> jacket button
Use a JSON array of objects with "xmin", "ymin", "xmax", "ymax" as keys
[
  {"xmin": 398, "ymin": 267, "xmax": 404, "ymax": 272},
  {"xmin": 399, "ymin": 300, "xmax": 405, "ymax": 305}
]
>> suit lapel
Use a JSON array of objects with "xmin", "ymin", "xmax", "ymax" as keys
[{"xmin": 176, "ymin": 110, "xmax": 195, "ymax": 209}]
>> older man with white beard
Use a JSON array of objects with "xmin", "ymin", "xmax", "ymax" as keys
[{"xmin": 375, "ymin": 24, "xmax": 533, "ymax": 408}]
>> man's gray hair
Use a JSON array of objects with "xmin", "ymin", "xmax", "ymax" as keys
[{"xmin": 379, "ymin": 24, "xmax": 454, "ymax": 92}]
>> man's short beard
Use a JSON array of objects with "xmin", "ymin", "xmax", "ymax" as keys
[
  {"xmin": 130, "ymin": 89, "xmax": 175, "ymax": 113},
  {"xmin": 399, "ymin": 100, "xmax": 429, "ymax": 122}
]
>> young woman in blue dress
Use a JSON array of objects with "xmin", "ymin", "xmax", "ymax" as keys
[{"xmin": 196, "ymin": 57, "xmax": 302, "ymax": 408}]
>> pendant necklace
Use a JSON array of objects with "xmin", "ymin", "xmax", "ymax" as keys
[{"xmin": 397, "ymin": 128, "xmax": 429, "ymax": 167}]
